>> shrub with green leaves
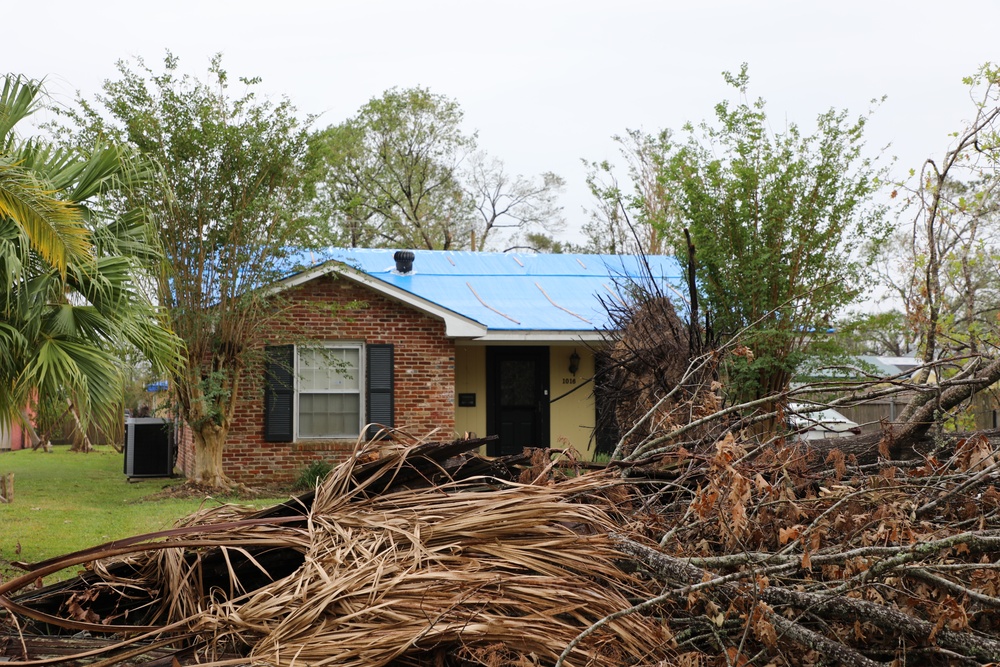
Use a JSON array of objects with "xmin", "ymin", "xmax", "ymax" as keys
[{"xmin": 294, "ymin": 459, "xmax": 335, "ymax": 491}]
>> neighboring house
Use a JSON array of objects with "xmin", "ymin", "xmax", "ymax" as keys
[
  {"xmin": 795, "ymin": 355, "xmax": 921, "ymax": 435},
  {"xmin": 0, "ymin": 421, "xmax": 28, "ymax": 451},
  {"xmin": 176, "ymin": 249, "xmax": 682, "ymax": 483},
  {"xmin": 860, "ymin": 356, "xmax": 921, "ymax": 377},
  {"xmin": 1, "ymin": 402, "xmax": 34, "ymax": 451}
]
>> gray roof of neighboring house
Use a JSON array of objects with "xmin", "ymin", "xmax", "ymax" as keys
[
  {"xmin": 856, "ymin": 356, "xmax": 921, "ymax": 378},
  {"xmin": 283, "ymin": 248, "xmax": 685, "ymax": 340}
]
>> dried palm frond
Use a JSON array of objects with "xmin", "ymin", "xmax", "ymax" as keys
[{"xmin": 2, "ymin": 439, "xmax": 675, "ymax": 666}]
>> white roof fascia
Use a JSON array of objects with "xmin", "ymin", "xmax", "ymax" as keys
[
  {"xmin": 471, "ymin": 331, "xmax": 606, "ymax": 343},
  {"xmin": 279, "ymin": 262, "xmax": 488, "ymax": 339}
]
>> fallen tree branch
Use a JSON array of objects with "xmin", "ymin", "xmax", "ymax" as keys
[
  {"xmin": 767, "ymin": 611, "xmax": 886, "ymax": 667},
  {"xmin": 614, "ymin": 535, "xmax": 1000, "ymax": 664}
]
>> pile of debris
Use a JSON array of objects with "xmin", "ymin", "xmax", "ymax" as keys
[
  {"xmin": 7, "ymin": 430, "xmax": 1000, "ymax": 665},
  {"xmin": 0, "ymin": 437, "xmax": 670, "ymax": 666}
]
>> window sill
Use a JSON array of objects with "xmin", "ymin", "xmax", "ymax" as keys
[{"xmin": 291, "ymin": 439, "xmax": 359, "ymax": 453}]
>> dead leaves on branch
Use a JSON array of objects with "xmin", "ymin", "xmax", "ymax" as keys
[
  {"xmin": 634, "ymin": 431, "xmax": 1000, "ymax": 666},
  {"xmin": 689, "ymin": 433, "xmax": 753, "ymax": 547}
]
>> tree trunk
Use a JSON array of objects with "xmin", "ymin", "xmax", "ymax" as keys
[
  {"xmin": 21, "ymin": 408, "xmax": 42, "ymax": 450},
  {"xmin": 175, "ymin": 360, "xmax": 242, "ymax": 489},
  {"xmin": 190, "ymin": 423, "xmax": 232, "ymax": 488},
  {"xmin": 0, "ymin": 472, "xmax": 12, "ymax": 503},
  {"xmin": 67, "ymin": 403, "xmax": 93, "ymax": 453}
]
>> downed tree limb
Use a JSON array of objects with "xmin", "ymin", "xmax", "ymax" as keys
[
  {"xmin": 766, "ymin": 612, "xmax": 886, "ymax": 667},
  {"xmin": 764, "ymin": 587, "xmax": 1000, "ymax": 663},
  {"xmin": 616, "ymin": 535, "xmax": 1000, "ymax": 664}
]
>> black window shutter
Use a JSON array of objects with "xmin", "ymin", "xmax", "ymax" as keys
[
  {"xmin": 366, "ymin": 344, "xmax": 394, "ymax": 439},
  {"xmin": 264, "ymin": 345, "xmax": 294, "ymax": 442}
]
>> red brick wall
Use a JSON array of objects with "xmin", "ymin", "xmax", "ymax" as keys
[
  {"xmin": 175, "ymin": 420, "xmax": 193, "ymax": 475},
  {"xmin": 177, "ymin": 274, "xmax": 456, "ymax": 484}
]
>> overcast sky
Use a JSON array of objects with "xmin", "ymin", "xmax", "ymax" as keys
[{"xmin": 5, "ymin": 1, "xmax": 1000, "ymax": 241}]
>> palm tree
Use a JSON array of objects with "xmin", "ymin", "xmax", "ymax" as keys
[{"xmin": 0, "ymin": 75, "xmax": 180, "ymax": 440}]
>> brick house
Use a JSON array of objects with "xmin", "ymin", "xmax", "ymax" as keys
[{"xmin": 176, "ymin": 249, "xmax": 682, "ymax": 484}]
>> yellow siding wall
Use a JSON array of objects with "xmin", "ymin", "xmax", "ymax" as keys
[
  {"xmin": 454, "ymin": 346, "xmax": 487, "ymax": 438},
  {"xmin": 549, "ymin": 345, "xmax": 596, "ymax": 458},
  {"xmin": 453, "ymin": 344, "xmax": 597, "ymax": 460}
]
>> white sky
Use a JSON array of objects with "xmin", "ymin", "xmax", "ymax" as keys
[{"xmin": 5, "ymin": 0, "xmax": 1000, "ymax": 243}]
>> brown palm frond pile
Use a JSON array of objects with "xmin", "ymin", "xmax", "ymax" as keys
[
  {"xmin": 0, "ymin": 438, "xmax": 673, "ymax": 666},
  {"xmin": 200, "ymin": 479, "xmax": 664, "ymax": 666}
]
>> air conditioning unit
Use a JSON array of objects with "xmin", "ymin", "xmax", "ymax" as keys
[{"xmin": 124, "ymin": 418, "xmax": 174, "ymax": 478}]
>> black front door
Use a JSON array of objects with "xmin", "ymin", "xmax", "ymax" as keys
[{"xmin": 486, "ymin": 346, "xmax": 549, "ymax": 456}]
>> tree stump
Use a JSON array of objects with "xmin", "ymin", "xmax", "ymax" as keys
[{"xmin": 0, "ymin": 472, "xmax": 13, "ymax": 503}]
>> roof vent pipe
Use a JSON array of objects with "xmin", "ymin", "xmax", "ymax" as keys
[{"xmin": 394, "ymin": 250, "xmax": 415, "ymax": 274}]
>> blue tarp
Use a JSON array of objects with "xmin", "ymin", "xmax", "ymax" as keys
[{"xmin": 288, "ymin": 249, "xmax": 685, "ymax": 332}]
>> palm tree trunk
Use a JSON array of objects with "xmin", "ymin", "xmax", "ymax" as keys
[{"xmin": 68, "ymin": 402, "xmax": 94, "ymax": 453}]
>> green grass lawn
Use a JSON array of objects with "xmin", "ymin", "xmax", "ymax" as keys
[{"xmin": 0, "ymin": 445, "xmax": 289, "ymax": 583}]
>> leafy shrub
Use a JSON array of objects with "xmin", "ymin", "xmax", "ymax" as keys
[{"xmin": 293, "ymin": 459, "xmax": 334, "ymax": 491}]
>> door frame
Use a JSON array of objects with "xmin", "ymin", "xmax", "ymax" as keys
[{"xmin": 485, "ymin": 346, "xmax": 550, "ymax": 456}]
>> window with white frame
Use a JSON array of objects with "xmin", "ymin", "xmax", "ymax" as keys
[{"xmin": 296, "ymin": 344, "xmax": 363, "ymax": 438}]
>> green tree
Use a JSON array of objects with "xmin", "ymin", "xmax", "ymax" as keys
[
  {"xmin": 884, "ymin": 169, "xmax": 1000, "ymax": 379},
  {"xmin": 880, "ymin": 64, "xmax": 1000, "ymax": 428},
  {"xmin": 0, "ymin": 75, "xmax": 180, "ymax": 438},
  {"xmin": 66, "ymin": 54, "xmax": 314, "ymax": 487},
  {"xmin": 829, "ymin": 63, "xmax": 1000, "ymax": 455},
  {"xmin": 307, "ymin": 86, "xmax": 564, "ymax": 251},
  {"xmin": 308, "ymin": 87, "xmax": 473, "ymax": 250},
  {"xmin": 582, "ymin": 129, "xmax": 673, "ymax": 255},
  {"xmin": 830, "ymin": 310, "xmax": 917, "ymax": 358},
  {"xmin": 596, "ymin": 66, "xmax": 889, "ymax": 408}
]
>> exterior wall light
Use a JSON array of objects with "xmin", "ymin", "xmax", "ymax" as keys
[{"xmin": 569, "ymin": 349, "xmax": 581, "ymax": 376}]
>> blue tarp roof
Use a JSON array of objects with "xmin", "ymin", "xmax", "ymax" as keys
[{"xmin": 289, "ymin": 249, "xmax": 685, "ymax": 334}]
